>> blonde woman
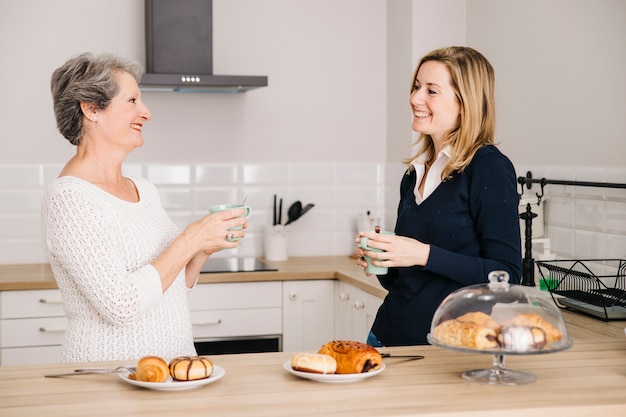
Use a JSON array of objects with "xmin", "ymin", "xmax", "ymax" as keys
[{"xmin": 356, "ymin": 46, "xmax": 522, "ymax": 346}]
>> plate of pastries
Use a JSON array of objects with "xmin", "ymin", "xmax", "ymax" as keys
[
  {"xmin": 119, "ymin": 355, "xmax": 225, "ymax": 391},
  {"xmin": 284, "ymin": 340, "xmax": 385, "ymax": 383}
]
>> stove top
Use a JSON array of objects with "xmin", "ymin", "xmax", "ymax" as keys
[{"xmin": 200, "ymin": 257, "xmax": 278, "ymax": 273}]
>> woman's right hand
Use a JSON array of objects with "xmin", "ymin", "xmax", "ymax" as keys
[{"xmin": 184, "ymin": 207, "xmax": 249, "ymax": 254}]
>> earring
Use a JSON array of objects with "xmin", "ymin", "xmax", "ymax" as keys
[{"xmin": 93, "ymin": 116, "xmax": 97, "ymax": 121}]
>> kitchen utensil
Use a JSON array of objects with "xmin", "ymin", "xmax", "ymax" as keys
[
  {"xmin": 273, "ymin": 194, "xmax": 277, "ymax": 226},
  {"xmin": 292, "ymin": 203, "xmax": 314, "ymax": 223},
  {"xmin": 278, "ymin": 198, "xmax": 283, "ymax": 224},
  {"xmin": 45, "ymin": 366, "xmax": 136, "ymax": 378},
  {"xmin": 380, "ymin": 354, "xmax": 424, "ymax": 360},
  {"xmin": 284, "ymin": 201, "xmax": 302, "ymax": 225}
]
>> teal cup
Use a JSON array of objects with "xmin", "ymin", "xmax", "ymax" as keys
[
  {"xmin": 209, "ymin": 204, "xmax": 251, "ymax": 239},
  {"xmin": 359, "ymin": 231, "xmax": 394, "ymax": 274}
]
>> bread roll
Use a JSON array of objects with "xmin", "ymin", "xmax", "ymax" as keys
[
  {"xmin": 134, "ymin": 356, "xmax": 170, "ymax": 382},
  {"xmin": 317, "ymin": 340, "xmax": 382, "ymax": 374},
  {"xmin": 433, "ymin": 319, "xmax": 498, "ymax": 350},
  {"xmin": 501, "ymin": 313, "xmax": 563, "ymax": 342},
  {"xmin": 168, "ymin": 356, "xmax": 213, "ymax": 381},
  {"xmin": 497, "ymin": 325, "xmax": 547, "ymax": 351},
  {"xmin": 290, "ymin": 353, "xmax": 337, "ymax": 374}
]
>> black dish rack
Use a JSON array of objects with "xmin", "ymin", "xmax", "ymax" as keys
[{"xmin": 535, "ymin": 259, "xmax": 626, "ymax": 321}]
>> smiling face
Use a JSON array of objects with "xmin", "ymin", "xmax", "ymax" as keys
[
  {"xmin": 409, "ymin": 60, "xmax": 461, "ymax": 146},
  {"xmin": 96, "ymin": 70, "xmax": 151, "ymax": 152}
]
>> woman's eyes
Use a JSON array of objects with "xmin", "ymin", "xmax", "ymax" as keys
[
  {"xmin": 413, "ymin": 84, "xmax": 437, "ymax": 95},
  {"xmin": 129, "ymin": 98, "xmax": 137, "ymax": 104}
]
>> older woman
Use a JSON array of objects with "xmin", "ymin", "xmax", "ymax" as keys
[
  {"xmin": 42, "ymin": 52, "xmax": 247, "ymax": 362},
  {"xmin": 356, "ymin": 46, "xmax": 522, "ymax": 346}
]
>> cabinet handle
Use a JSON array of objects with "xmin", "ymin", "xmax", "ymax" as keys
[
  {"xmin": 39, "ymin": 327, "xmax": 66, "ymax": 333},
  {"xmin": 352, "ymin": 301, "xmax": 365, "ymax": 310},
  {"xmin": 339, "ymin": 293, "xmax": 350, "ymax": 301},
  {"xmin": 39, "ymin": 298, "xmax": 64, "ymax": 304},
  {"xmin": 288, "ymin": 292, "xmax": 298, "ymax": 300},
  {"xmin": 192, "ymin": 319, "xmax": 222, "ymax": 326}
]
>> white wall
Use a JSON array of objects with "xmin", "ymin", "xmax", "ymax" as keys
[
  {"xmin": 466, "ymin": 0, "xmax": 626, "ymax": 168},
  {"xmin": 0, "ymin": 0, "xmax": 387, "ymax": 164}
]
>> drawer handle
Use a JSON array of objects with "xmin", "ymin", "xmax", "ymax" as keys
[
  {"xmin": 39, "ymin": 327, "xmax": 66, "ymax": 333},
  {"xmin": 352, "ymin": 301, "xmax": 365, "ymax": 310},
  {"xmin": 39, "ymin": 298, "xmax": 64, "ymax": 304},
  {"xmin": 192, "ymin": 319, "xmax": 222, "ymax": 326},
  {"xmin": 339, "ymin": 293, "xmax": 350, "ymax": 301}
]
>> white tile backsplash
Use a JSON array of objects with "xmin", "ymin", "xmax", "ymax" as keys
[
  {"xmin": 1, "ymin": 163, "xmax": 625, "ymax": 264},
  {"xmin": 146, "ymin": 165, "xmax": 191, "ymax": 185},
  {"xmin": 0, "ymin": 165, "xmax": 42, "ymax": 187}
]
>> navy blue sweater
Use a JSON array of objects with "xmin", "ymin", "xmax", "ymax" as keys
[{"xmin": 372, "ymin": 145, "xmax": 522, "ymax": 346}]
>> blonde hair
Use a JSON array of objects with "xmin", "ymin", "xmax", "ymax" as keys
[{"xmin": 404, "ymin": 46, "xmax": 496, "ymax": 180}]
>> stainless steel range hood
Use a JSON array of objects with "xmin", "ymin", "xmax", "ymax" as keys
[{"xmin": 140, "ymin": 0, "xmax": 268, "ymax": 93}]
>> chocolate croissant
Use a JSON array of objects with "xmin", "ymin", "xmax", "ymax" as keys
[{"xmin": 317, "ymin": 340, "xmax": 382, "ymax": 374}]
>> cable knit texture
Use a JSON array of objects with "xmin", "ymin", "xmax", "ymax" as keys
[{"xmin": 42, "ymin": 176, "xmax": 197, "ymax": 362}]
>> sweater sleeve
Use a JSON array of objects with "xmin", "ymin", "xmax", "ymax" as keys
[
  {"xmin": 423, "ymin": 148, "xmax": 523, "ymax": 285},
  {"xmin": 43, "ymin": 180, "xmax": 164, "ymax": 326}
]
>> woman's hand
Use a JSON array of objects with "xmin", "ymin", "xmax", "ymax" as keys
[
  {"xmin": 187, "ymin": 208, "xmax": 249, "ymax": 254},
  {"xmin": 354, "ymin": 231, "xmax": 430, "ymax": 274}
]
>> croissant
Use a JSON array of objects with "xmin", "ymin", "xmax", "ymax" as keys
[
  {"xmin": 501, "ymin": 313, "xmax": 563, "ymax": 342},
  {"xmin": 318, "ymin": 340, "xmax": 382, "ymax": 374},
  {"xmin": 433, "ymin": 319, "xmax": 498, "ymax": 350},
  {"xmin": 134, "ymin": 356, "xmax": 170, "ymax": 382},
  {"xmin": 455, "ymin": 311, "xmax": 499, "ymax": 330}
]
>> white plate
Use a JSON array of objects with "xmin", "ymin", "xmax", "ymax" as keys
[
  {"xmin": 118, "ymin": 365, "xmax": 225, "ymax": 391},
  {"xmin": 282, "ymin": 361, "xmax": 385, "ymax": 383}
]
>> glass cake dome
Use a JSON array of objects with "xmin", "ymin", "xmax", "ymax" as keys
[{"xmin": 427, "ymin": 270, "xmax": 572, "ymax": 385}]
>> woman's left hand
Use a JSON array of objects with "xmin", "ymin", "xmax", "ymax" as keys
[{"xmin": 354, "ymin": 231, "xmax": 430, "ymax": 271}]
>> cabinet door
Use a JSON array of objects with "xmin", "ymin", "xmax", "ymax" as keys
[
  {"xmin": 0, "ymin": 289, "xmax": 65, "ymax": 319},
  {"xmin": 352, "ymin": 289, "xmax": 382, "ymax": 343},
  {"xmin": 334, "ymin": 281, "xmax": 383, "ymax": 343},
  {"xmin": 282, "ymin": 280, "xmax": 334, "ymax": 352},
  {"xmin": 1, "ymin": 345, "xmax": 62, "ymax": 366}
]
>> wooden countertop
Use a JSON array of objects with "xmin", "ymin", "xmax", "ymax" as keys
[
  {"xmin": 0, "ymin": 256, "xmax": 388, "ymax": 298},
  {"xmin": 1, "ymin": 258, "xmax": 625, "ymax": 416},
  {"xmin": 1, "ymin": 331, "xmax": 624, "ymax": 417}
]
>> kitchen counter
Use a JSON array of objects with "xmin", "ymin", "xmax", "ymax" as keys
[
  {"xmin": 0, "ymin": 329, "xmax": 624, "ymax": 417},
  {"xmin": 0, "ymin": 256, "xmax": 388, "ymax": 298},
  {"xmin": 1, "ymin": 258, "xmax": 625, "ymax": 416}
]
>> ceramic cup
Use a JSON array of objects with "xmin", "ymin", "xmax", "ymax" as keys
[
  {"xmin": 359, "ymin": 230, "xmax": 395, "ymax": 274},
  {"xmin": 209, "ymin": 204, "xmax": 251, "ymax": 240}
]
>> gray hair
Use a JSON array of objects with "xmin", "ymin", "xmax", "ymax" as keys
[{"xmin": 50, "ymin": 52, "xmax": 144, "ymax": 145}]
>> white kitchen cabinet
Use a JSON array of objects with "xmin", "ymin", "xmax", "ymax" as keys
[
  {"xmin": 282, "ymin": 280, "xmax": 334, "ymax": 352},
  {"xmin": 187, "ymin": 281, "xmax": 282, "ymax": 341},
  {"xmin": 0, "ymin": 289, "xmax": 65, "ymax": 365},
  {"xmin": 334, "ymin": 281, "xmax": 383, "ymax": 343}
]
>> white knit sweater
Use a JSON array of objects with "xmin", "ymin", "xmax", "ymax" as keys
[{"xmin": 42, "ymin": 176, "xmax": 197, "ymax": 362}]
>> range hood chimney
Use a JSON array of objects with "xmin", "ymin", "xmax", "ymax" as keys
[{"xmin": 140, "ymin": 0, "xmax": 268, "ymax": 93}]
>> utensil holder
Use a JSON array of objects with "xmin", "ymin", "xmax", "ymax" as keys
[{"xmin": 264, "ymin": 225, "xmax": 289, "ymax": 261}]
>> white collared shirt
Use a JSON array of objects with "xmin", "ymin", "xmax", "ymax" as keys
[{"xmin": 411, "ymin": 146, "xmax": 452, "ymax": 204}]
